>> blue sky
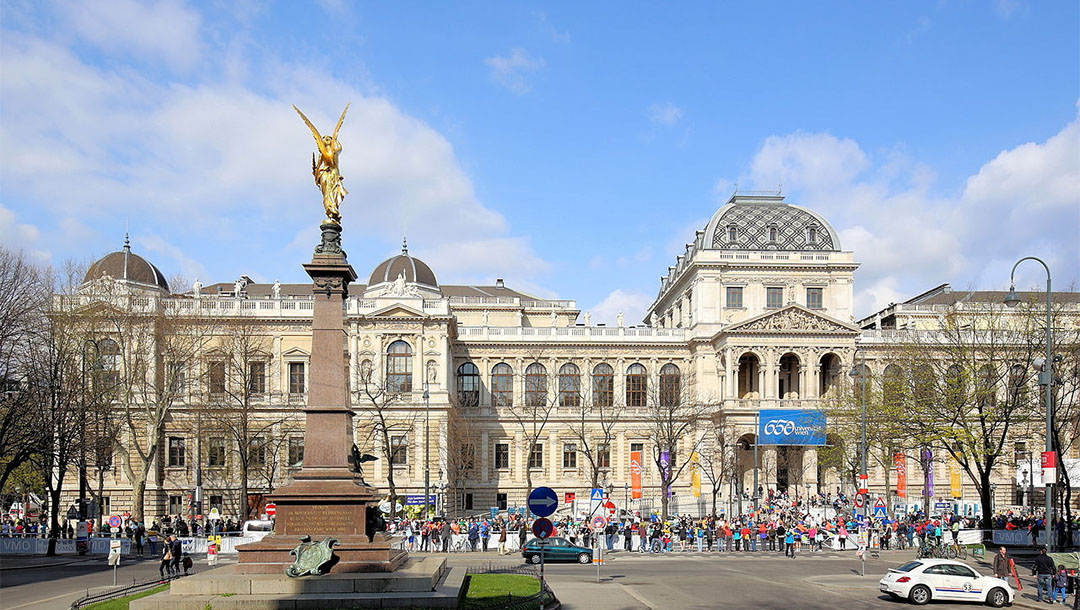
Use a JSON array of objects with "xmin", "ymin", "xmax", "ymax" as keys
[{"xmin": 1, "ymin": 0, "xmax": 1077, "ymax": 324}]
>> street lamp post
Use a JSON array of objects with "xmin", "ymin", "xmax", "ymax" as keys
[
  {"xmin": 849, "ymin": 348, "xmax": 867, "ymax": 577},
  {"xmin": 1004, "ymin": 257, "xmax": 1055, "ymax": 551},
  {"xmin": 423, "ymin": 384, "xmax": 431, "ymax": 520}
]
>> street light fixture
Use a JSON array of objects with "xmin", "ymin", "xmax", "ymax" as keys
[
  {"xmin": 1004, "ymin": 257, "xmax": 1055, "ymax": 551},
  {"xmin": 849, "ymin": 347, "xmax": 867, "ymax": 577},
  {"xmin": 423, "ymin": 384, "xmax": 431, "ymax": 520}
]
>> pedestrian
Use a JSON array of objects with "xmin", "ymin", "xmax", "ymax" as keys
[
  {"xmin": 838, "ymin": 525, "xmax": 848, "ymax": 550},
  {"xmin": 784, "ymin": 529, "xmax": 795, "ymax": 558},
  {"xmin": 1032, "ymin": 547, "xmax": 1057, "ymax": 603},
  {"xmin": 159, "ymin": 537, "xmax": 174, "ymax": 579},
  {"xmin": 170, "ymin": 535, "xmax": 183, "ymax": 576},
  {"xmin": 497, "ymin": 526, "xmax": 508, "ymax": 556},
  {"xmin": 1053, "ymin": 564, "xmax": 1068, "ymax": 605},
  {"xmin": 992, "ymin": 546, "xmax": 1011, "ymax": 580}
]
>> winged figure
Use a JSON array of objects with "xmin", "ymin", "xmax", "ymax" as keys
[{"xmin": 293, "ymin": 104, "xmax": 350, "ymax": 223}]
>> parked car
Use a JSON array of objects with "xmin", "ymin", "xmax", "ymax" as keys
[
  {"xmin": 878, "ymin": 558, "xmax": 1013, "ymax": 607},
  {"xmin": 241, "ymin": 520, "xmax": 274, "ymax": 541},
  {"xmin": 521, "ymin": 537, "xmax": 592, "ymax": 565}
]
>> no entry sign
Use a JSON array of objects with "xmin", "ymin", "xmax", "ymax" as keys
[{"xmin": 265, "ymin": 502, "xmax": 277, "ymax": 517}]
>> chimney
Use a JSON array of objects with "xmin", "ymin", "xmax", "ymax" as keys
[{"xmin": 495, "ymin": 278, "xmax": 505, "ymax": 289}]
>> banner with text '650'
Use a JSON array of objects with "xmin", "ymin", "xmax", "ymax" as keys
[{"xmin": 757, "ymin": 410, "xmax": 826, "ymax": 446}]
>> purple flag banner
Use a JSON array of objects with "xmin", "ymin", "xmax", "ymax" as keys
[
  {"xmin": 923, "ymin": 448, "xmax": 934, "ymax": 497},
  {"xmin": 660, "ymin": 451, "xmax": 672, "ymax": 497}
]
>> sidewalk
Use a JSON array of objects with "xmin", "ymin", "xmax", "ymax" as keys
[{"xmin": 0, "ymin": 554, "xmax": 99, "ymax": 571}]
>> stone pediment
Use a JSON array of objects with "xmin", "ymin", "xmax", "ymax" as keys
[
  {"xmin": 724, "ymin": 305, "xmax": 857, "ymax": 334},
  {"xmin": 368, "ymin": 303, "xmax": 426, "ymax": 318}
]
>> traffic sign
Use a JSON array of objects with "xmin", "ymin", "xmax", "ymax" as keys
[
  {"xmin": 872, "ymin": 497, "xmax": 886, "ymax": 518},
  {"xmin": 604, "ymin": 501, "xmax": 616, "ymax": 516},
  {"xmin": 108, "ymin": 515, "xmax": 122, "ymax": 528},
  {"xmin": 853, "ymin": 493, "xmax": 865, "ymax": 509},
  {"xmin": 564, "ymin": 492, "xmax": 575, "ymax": 504},
  {"xmin": 209, "ymin": 508, "xmax": 221, "ymax": 521},
  {"xmin": 591, "ymin": 516, "xmax": 607, "ymax": 531},
  {"xmin": 532, "ymin": 517, "xmax": 554, "ymax": 539},
  {"xmin": 265, "ymin": 502, "xmax": 277, "ymax": 517},
  {"xmin": 528, "ymin": 487, "xmax": 558, "ymax": 518},
  {"xmin": 590, "ymin": 488, "xmax": 604, "ymax": 501}
]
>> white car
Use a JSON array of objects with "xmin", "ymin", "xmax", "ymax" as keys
[{"xmin": 879, "ymin": 558, "xmax": 1014, "ymax": 607}]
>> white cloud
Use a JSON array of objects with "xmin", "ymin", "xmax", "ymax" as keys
[
  {"xmin": 136, "ymin": 234, "xmax": 207, "ymax": 285},
  {"xmin": 724, "ymin": 114, "xmax": 1080, "ymax": 316},
  {"xmin": 0, "ymin": 204, "xmax": 49, "ymax": 263},
  {"xmin": 588, "ymin": 289, "xmax": 652, "ymax": 327},
  {"xmin": 484, "ymin": 48, "xmax": 545, "ymax": 95},
  {"xmin": 648, "ymin": 102, "xmax": 683, "ymax": 126},
  {"xmin": 413, "ymin": 237, "xmax": 551, "ymax": 284},
  {"xmin": 0, "ymin": 23, "xmax": 552, "ymax": 287},
  {"xmin": 534, "ymin": 11, "xmax": 571, "ymax": 44},
  {"xmin": 57, "ymin": 0, "xmax": 203, "ymax": 72}
]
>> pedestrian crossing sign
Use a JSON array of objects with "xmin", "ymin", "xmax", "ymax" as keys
[{"xmin": 590, "ymin": 488, "xmax": 604, "ymax": 501}]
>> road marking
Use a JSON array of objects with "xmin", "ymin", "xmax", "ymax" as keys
[{"xmin": 6, "ymin": 589, "xmax": 84, "ymax": 609}]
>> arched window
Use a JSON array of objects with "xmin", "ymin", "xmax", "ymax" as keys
[
  {"xmin": 386, "ymin": 341, "xmax": 412, "ymax": 394},
  {"xmin": 769, "ymin": 226, "xmax": 777, "ymax": 242},
  {"xmin": 807, "ymin": 226, "xmax": 818, "ymax": 244},
  {"xmin": 659, "ymin": 363, "xmax": 681, "ymax": 407},
  {"xmin": 728, "ymin": 226, "xmax": 737, "ymax": 242},
  {"xmin": 978, "ymin": 365, "xmax": 997, "ymax": 408},
  {"xmin": 96, "ymin": 338, "xmax": 121, "ymax": 389},
  {"xmin": 525, "ymin": 363, "xmax": 548, "ymax": 407},
  {"xmin": 457, "ymin": 363, "xmax": 480, "ymax": 406},
  {"xmin": 592, "ymin": 363, "xmax": 614, "ymax": 407},
  {"xmin": 882, "ymin": 364, "xmax": 904, "ymax": 410},
  {"xmin": 491, "ymin": 363, "xmax": 513, "ymax": 407},
  {"xmin": 626, "ymin": 363, "xmax": 647, "ymax": 407},
  {"xmin": 558, "ymin": 363, "xmax": 581, "ymax": 407},
  {"xmin": 944, "ymin": 364, "xmax": 965, "ymax": 411}
]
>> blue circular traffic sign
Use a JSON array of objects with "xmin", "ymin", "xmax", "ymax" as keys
[
  {"xmin": 108, "ymin": 515, "xmax": 122, "ymax": 528},
  {"xmin": 532, "ymin": 517, "xmax": 554, "ymax": 539},
  {"xmin": 527, "ymin": 486, "xmax": 558, "ymax": 518}
]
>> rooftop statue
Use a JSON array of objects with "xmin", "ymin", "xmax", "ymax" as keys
[{"xmin": 293, "ymin": 104, "xmax": 350, "ymax": 224}]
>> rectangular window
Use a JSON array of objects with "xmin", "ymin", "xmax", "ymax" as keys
[
  {"xmin": 168, "ymin": 437, "xmax": 185, "ymax": 467},
  {"xmin": 168, "ymin": 495, "xmax": 183, "ymax": 515},
  {"xmin": 806, "ymin": 287, "xmax": 823, "ymax": 309},
  {"xmin": 597, "ymin": 444, "xmax": 611, "ymax": 469},
  {"xmin": 209, "ymin": 495, "xmax": 223, "ymax": 512},
  {"xmin": 563, "ymin": 443, "xmax": 577, "ymax": 469},
  {"xmin": 289, "ymin": 362, "xmax": 305, "ymax": 394},
  {"xmin": 528, "ymin": 443, "xmax": 544, "ymax": 469},
  {"xmin": 249, "ymin": 436, "xmax": 266, "ymax": 467},
  {"xmin": 494, "ymin": 443, "xmax": 509, "ymax": 469},
  {"xmin": 766, "ymin": 287, "xmax": 784, "ymax": 309},
  {"xmin": 101, "ymin": 496, "xmax": 111, "ymax": 518},
  {"xmin": 464, "ymin": 493, "xmax": 474, "ymax": 510},
  {"xmin": 207, "ymin": 437, "xmax": 226, "ymax": 467},
  {"xmin": 248, "ymin": 362, "xmax": 266, "ymax": 394},
  {"xmin": 288, "ymin": 437, "xmax": 304, "ymax": 467},
  {"xmin": 391, "ymin": 435, "xmax": 408, "ymax": 465},
  {"xmin": 726, "ymin": 286, "xmax": 743, "ymax": 308},
  {"xmin": 208, "ymin": 361, "xmax": 226, "ymax": 394},
  {"xmin": 496, "ymin": 493, "xmax": 508, "ymax": 511}
]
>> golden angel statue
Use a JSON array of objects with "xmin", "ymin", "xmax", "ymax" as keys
[{"xmin": 293, "ymin": 104, "xmax": 350, "ymax": 224}]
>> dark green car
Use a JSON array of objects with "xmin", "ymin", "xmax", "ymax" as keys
[{"xmin": 521, "ymin": 537, "xmax": 593, "ymax": 564}]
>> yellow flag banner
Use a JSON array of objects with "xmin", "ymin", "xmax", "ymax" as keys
[
  {"xmin": 949, "ymin": 458, "xmax": 962, "ymax": 498},
  {"xmin": 690, "ymin": 452, "xmax": 701, "ymax": 498}
]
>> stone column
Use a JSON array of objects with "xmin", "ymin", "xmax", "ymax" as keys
[
  {"xmin": 803, "ymin": 448, "xmax": 819, "ymax": 493},
  {"xmin": 481, "ymin": 430, "xmax": 490, "ymax": 483}
]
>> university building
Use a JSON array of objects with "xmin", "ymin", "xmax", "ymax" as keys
[{"xmin": 64, "ymin": 192, "xmax": 1078, "ymax": 520}]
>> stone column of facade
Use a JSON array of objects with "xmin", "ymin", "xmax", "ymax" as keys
[
  {"xmin": 236, "ymin": 229, "xmax": 406, "ymax": 574},
  {"xmin": 481, "ymin": 430, "xmax": 490, "ymax": 483},
  {"xmin": 803, "ymin": 448, "xmax": 819, "ymax": 493}
]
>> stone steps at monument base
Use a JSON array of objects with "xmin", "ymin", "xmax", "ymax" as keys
[
  {"xmin": 172, "ymin": 558, "xmax": 445, "ymax": 595},
  {"xmin": 130, "ymin": 566, "xmax": 467, "ymax": 610}
]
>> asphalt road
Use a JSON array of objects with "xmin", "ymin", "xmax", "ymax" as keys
[{"xmin": 0, "ymin": 548, "xmax": 1062, "ymax": 610}]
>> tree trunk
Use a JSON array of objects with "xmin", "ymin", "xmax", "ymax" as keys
[
  {"xmin": 132, "ymin": 479, "xmax": 146, "ymax": 523},
  {"xmin": 660, "ymin": 480, "xmax": 670, "ymax": 520},
  {"xmin": 47, "ymin": 485, "xmax": 63, "ymax": 556},
  {"xmin": 979, "ymin": 469, "xmax": 994, "ymax": 533}
]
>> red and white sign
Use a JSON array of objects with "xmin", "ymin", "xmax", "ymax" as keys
[
  {"xmin": 857, "ymin": 474, "xmax": 868, "ymax": 496},
  {"xmin": 1041, "ymin": 451, "xmax": 1058, "ymax": 483},
  {"xmin": 264, "ymin": 502, "xmax": 277, "ymax": 517},
  {"xmin": 604, "ymin": 501, "xmax": 616, "ymax": 516},
  {"xmin": 564, "ymin": 492, "xmax": 575, "ymax": 504},
  {"xmin": 853, "ymin": 493, "xmax": 865, "ymax": 509},
  {"xmin": 592, "ymin": 515, "xmax": 608, "ymax": 531}
]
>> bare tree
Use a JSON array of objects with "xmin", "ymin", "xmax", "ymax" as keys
[
  {"xmin": 444, "ymin": 405, "xmax": 477, "ymax": 517},
  {"xmin": 502, "ymin": 352, "xmax": 560, "ymax": 494},
  {"xmin": 197, "ymin": 319, "xmax": 295, "ymax": 520},
  {"xmin": 641, "ymin": 367, "xmax": 715, "ymax": 519},
  {"xmin": 563, "ymin": 365, "xmax": 625, "ymax": 490},
  {"xmin": 697, "ymin": 421, "xmax": 734, "ymax": 517},
  {"xmin": 354, "ymin": 357, "xmax": 416, "ymax": 521}
]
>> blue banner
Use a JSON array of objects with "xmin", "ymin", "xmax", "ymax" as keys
[
  {"xmin": 757, "ymin": 409, "xmax": 826, "ymax": 446},
  {"xmin": 404, "ymin": 495, "xmax": 436, "ymax": 506}
]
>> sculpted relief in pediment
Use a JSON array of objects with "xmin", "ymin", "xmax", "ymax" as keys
[{"xmin": 734, "ymin": 307, "xmax": 851, "ymax": 333}]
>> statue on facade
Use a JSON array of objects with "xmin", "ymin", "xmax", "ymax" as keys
[
  {"xmin": 515, "ymin": 310, "xmax": 523, "ymax": 325},
  {"xmin": 616, "ymin": 311, "xmax": 624, "ymax": 327},
  {"xmin": 550, "ymin": 309, "xmax": 558, "ymax": 327},
  {"xmin": 272, "ymin": 280, "xmax": 282, "ymax": 299},
  {"xmin": 293, "ymin": 104, "xmax": 350, "ymax": 224},
  {"xmin": 582, "ymin": 312, "xmax": 591, "ymax": 326},
  {"xmin": 481, "ymin": 310, "xmax": 489, "ymax": 326},
  {"xmin": 192, "ymin": 278, "xmax": 202, "ymax": 298},
  {"xmin": 234, "ymin": 278, "xmax": 245, "ymax": 297},
  {"xmin": 650, "ymin": 312, "xmax": 658, "ymax": 327}
]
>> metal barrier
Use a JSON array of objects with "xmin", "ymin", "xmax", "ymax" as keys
[{"xmin": 69, "ymin": 573, "xmax": 186, "ymax": 609}]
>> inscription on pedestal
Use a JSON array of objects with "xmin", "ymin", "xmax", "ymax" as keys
[{"xmin": 280, "ymin": 504, "xmax": 362, "ymax": 536}]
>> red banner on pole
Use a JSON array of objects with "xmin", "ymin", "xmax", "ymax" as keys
[
  {"xmin": 630, "ymin": 450, "xmax": 643, "ymax": 499},
  {"xmin": 895, "ymin": 454, "xmax": 907, "ymax": 498}
]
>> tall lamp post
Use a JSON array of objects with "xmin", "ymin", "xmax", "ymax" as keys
[
  {"xmin": 1004, "ymin": 257, "xmax": 1055, "ymax": 551},
  {"xmin": 423, "ymin": 383, "xmax": 431, "ymax": 520},
  {"xmin": 849, "ymin": 348, "xmax": 867, "ymax": 576}
]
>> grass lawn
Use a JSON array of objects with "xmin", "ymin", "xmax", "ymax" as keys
[
  {"xmin": 84, "ymin": 584, "xmax": 168, "ymax": 610},
  {"xmin": 460, "ymin": 573, "xmax": 543, "ymax": 610}
]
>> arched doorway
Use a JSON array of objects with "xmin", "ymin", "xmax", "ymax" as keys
[
  {"xmin": 819, "ymin": 353, "xmax": 841, "ymax": 397},
  {"xmin": 735, "ymin": 433, "xmax": 757, "ymax": 512},
  {"xmin": 778, "ymin": 353, "xmax": 800, "ymax": 399},
  {"xmin": 737, "ymin": 353, "xmax": 760, "ymax": 398}
]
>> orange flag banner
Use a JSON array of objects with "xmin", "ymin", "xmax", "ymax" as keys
[
  {"xmin": 630, "ymin": 450, "xmax": 643, "ymax": 499},
  {"xmin": 894, "ymin": 453, "xmax": 907, "ymax": 498}
]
